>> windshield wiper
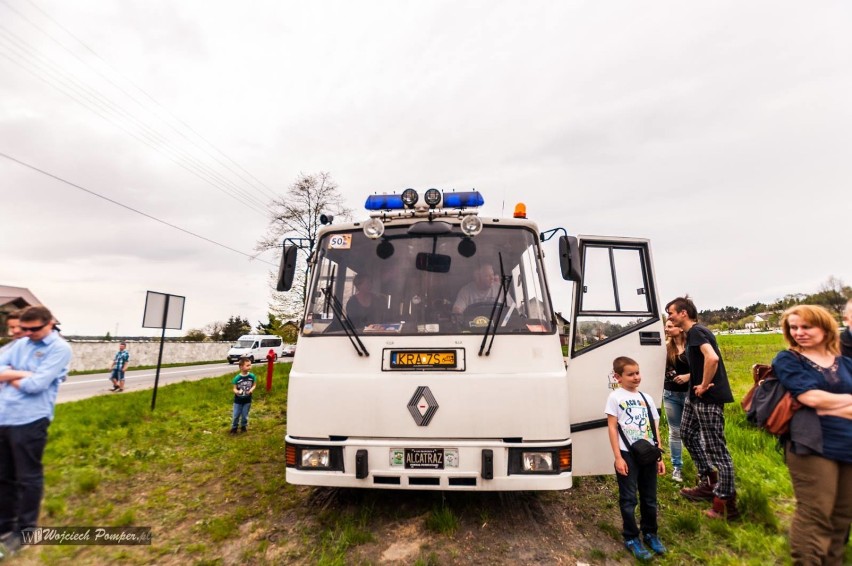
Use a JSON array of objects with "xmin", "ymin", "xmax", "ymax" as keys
[
  {"xmin": 479, "ymin": 253, "xmax": 512, "ymax": 356},
  {"xmin": 321, "ymin": 271, "xmax": 370, "ymax": 356}
]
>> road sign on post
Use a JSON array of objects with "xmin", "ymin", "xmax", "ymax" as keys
[{"xmin": 142, "ymin": 291, "xmax": 185, "ymax": 410}]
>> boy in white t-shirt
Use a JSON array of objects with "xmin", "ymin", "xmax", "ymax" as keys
[{"xmin": 605, "ymin": 356, "xmax": 667, "ymax": 560}]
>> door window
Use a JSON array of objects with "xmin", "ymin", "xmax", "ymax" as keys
[{"xmin": 572, "ymin": 243, "xmax": 657, "ymax": 355}]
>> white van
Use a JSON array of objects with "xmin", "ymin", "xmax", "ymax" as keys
[{"xmin": 227, "ymin": 335, "xmax": 284, "ymax": 364}]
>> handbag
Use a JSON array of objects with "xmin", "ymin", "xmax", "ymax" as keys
[
  {"xmin": 742, "ymin": 360, "xmax": 801, "ymax": 436},
  {"xmin": 617, "ymin": 392, "xmax": 663, "ymax": 466}
]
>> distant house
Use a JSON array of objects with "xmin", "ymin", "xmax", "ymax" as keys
[
  {"xmin": 745, "ymin": 312, "xmax": 774, "ymax": 330},
  {"xmin": 555, "ymin": 311, "xmax": 570, "ymax": 346},
  {"xmin": 0, "ymin": 285, "xmax": 44, "ymax": 335}
]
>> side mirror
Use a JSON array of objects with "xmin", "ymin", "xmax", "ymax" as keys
[
  {"xmin": 559, "ymin": 236, "xmax": 582, "ymax": 282},
  {"xmin": 276, "ymin": 245, "xmax": 298, "ymax": 291}
]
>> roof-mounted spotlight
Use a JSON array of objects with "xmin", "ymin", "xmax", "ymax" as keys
[
  {"xmin": 363, "ymin": 217, "xmax": 384, "ymax": 239},
  {"xmin": 424, "ymin": 188, "xmax": 441, "ymax": 208},
  {"xmin": 460, "ymin": 214, "xmax": 483, "ymax": 237},
  {"xmin": 401, "ymin": 188, "xmax": 419, "ymax": 208},
  {"xmin": 320, "ymin": 214, "xmax": 334, "ymax": 225}
]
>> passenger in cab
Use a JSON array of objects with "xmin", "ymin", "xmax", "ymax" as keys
[{"xmin": 345, "ymin": 273, "xmax": 388, "ymax": 328}]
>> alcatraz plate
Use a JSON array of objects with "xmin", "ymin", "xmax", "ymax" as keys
[
  {"xmin": 390, "ymin": 350, "xmax": 456, "ymax": 369},
  {"xmin": 404, "ymin": 448, "xmax": 444, "ymax": 469}
]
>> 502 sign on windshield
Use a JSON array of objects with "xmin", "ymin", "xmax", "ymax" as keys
[{"xmin": 327, "ymin": 235, "xmax": 352, "ymax": 249}]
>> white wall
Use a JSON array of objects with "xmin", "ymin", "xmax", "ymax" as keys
[{"xmin": 68, "ymin": 341, "xmax": 230, "ymax": 372}]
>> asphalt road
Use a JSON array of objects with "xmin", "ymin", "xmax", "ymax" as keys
[{"xmin": 57, "ymin": 362, "xmax": 284, "ymax": 404}]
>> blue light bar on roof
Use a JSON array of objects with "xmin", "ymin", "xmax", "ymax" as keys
[
  {"xmin": 443, "ymin": 191, "xmax": 484, "ymax": 208},
  {"xmin": 365, "ymin": 194, "xmax": 405, "ymax": 210}
]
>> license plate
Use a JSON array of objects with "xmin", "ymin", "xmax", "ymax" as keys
[
  {"xmin": 390, "ymin": 350, "xmax": 456, "ymax": 369},
  {"xmin": 404, "ymin": 448, "xmax": 444, "ymax": 469}
]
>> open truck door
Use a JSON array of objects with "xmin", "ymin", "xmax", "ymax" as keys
[{"xmin": 566, "ymin": 236, "xmax": 665, "ymax": 476}]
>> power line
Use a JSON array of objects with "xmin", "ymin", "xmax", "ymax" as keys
[
  {"xmin": 0, "ymin": 151, "xmax": 278, "ymax": 267},
  {"xmin": 0, "ymin": 24, "xmax": 271, "ymax": 215},
  {"xmin": 9, "ymin": 0, "xmax": 280, "ymax": 201}
]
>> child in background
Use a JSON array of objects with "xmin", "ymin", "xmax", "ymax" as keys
[
  {"xmin": 605, "ymin": 356, "xmax": 667, "ymax": 560},
  {"xmin": 230, "ymin": 357, "xmax": 256, "ymax": 434}
]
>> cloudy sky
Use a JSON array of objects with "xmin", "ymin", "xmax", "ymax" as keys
[{"xmin": 2, "ymin": 0, "xmax": 850, "ymax": 337}]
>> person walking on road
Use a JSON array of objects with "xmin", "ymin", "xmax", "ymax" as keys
[
  {"xmin": 109, "ymin": 341, "xmax": 129, "ymax": 392},
  {"xmin": 665, "ymin": 296, "xmax": 738, "ymax": 520},
  {"xmin": 0, "ymin": 306, "xmax": 72, "ymax": 560}
]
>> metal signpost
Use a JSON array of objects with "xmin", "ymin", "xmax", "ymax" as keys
[{"xmin": 142, "ymin": 291, "xmax": 185, "ymax": 410}]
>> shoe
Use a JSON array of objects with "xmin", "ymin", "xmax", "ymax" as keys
[
  {"xmin": 229, "ymin": 428, "xmax": 238, "ymax": 435},
  {"xmin": 624, "ymin": 538, "xmax": 653, "ymax": 561},
  {"xmin": 705, "ymin": 495, "xmax": 740, "ymax": 521},
  {"xmin": 0, "ymin": 532, "xmax": 22, "ymax": 560},
  {"xmin": 240, "ymin": 426, "xmax": 247, "ymax": 433},
  {"xmin": 671, "ymin": 467, "xmax": 683, "ymax": 483},
  {"xmin": 643, "ymin": 533, "xmax": 667, "ymax": 555},
  {"xmin": 680, "ymin": 470, "xmax": 718, "ymax": 502},
  {"xmin": 110, "ymin": 386, "xmax": 119, "ymax": 391}
]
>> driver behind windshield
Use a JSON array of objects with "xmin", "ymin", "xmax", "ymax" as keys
[{"xmin": 453, "ymin": 263, "xmax": 503, "ymax": 315}]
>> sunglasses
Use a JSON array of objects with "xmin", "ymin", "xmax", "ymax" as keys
[{"xmin": 20, "ymin": 323, "xmax": 48, "ymax": 333}]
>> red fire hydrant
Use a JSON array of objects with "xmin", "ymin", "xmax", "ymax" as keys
[{"xmin": 266, "ymin": 349, "xmax": 276, "ymax": 392}]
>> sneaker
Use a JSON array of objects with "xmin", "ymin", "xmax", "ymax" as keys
[
  {"xmin": 240, "ymin": 426, "xmax": 247, "ymax": 433},
  {"xmin": 0, "ymin": 532, "xmax": 22, "ymax": 560},
  {"xmin": 229, "ymin": 428, "xmax": 238, "ymax": 435},
  {"xmin": 672, "ymin": 467, "xmax": 683, "ymax": 483},
  {"xmin": 643, "ymin": 533, "xmax": 667, "ymax": 555},
  {"xmin": 624, "ymin": 538, "xmax": 653, "ymax": 561},
  {"xmin": 110, "ymin": 386, "xmax": 119, "ymax": 391}
]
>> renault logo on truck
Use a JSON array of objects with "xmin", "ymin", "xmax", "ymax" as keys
[{"xmin": 407, "ymin": 386, "xmax": 439, "ymax": 426}]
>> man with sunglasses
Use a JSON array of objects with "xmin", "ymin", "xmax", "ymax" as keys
[{"xmin": 0, "ymin": 306, "xmax": 72, "ymax": 559}]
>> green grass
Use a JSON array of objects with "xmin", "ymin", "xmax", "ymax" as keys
[
  {"xmin": 425, "ymin": 504, "xmax": 460, "ymax": 536},
  {"xmin": 35, "ymin": 364, "xmax": 295, "ymax": 564},
  {"xmin": 25, "ymin": 334, "xmax": 851, "ymax": 564}
]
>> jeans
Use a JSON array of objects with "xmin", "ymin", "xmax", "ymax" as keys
[
  {"xmin": 0, "ymin": 417, "xmax": 50, "ymax": 533},
  {"xmin": 231, "ymin": 402, "xmax": 251, "ymax": 429},
  {"xmin": 663, "ymin": 390, "xmax": 687, "ymax": 469},
  {"xmin": 616, "ymin": 449, "xmax": 658, "ymax": 540}
]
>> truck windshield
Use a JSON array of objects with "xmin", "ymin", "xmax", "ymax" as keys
[{"xmin": 303, "ymin": 224, "xmax": 554, "ymax": 336}]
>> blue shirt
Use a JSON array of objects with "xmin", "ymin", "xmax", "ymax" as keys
[
  {"xmin": 0, "ymin": 330, "xmax": 72, "ymax": 425},
  {"xmin": 113, "ymin": 349, "xmax": 130, "ymax": 370},
  {"xmin": 773, "ymin": 350, "xmax": 852, "ymax": 463}
]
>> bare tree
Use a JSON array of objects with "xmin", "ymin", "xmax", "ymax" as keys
[{"xmin": 258, "ymin": 172, "xmax": 353, "ymax": 312}]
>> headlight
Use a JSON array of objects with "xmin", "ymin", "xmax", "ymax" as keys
[
  {"xmin": 301, "ymin": 448, "xmax": 330, "ymax": 468},
  {"xmin": 363, "ymin": 217, "xmax": 385, "ymax": 239},
  {"xmin": 460, "ymin": 214, "xmax": 483, "ymax": 237},
  {"xmin": 522, "ymin": 451, "xmax": 554, "ymax": 472}
]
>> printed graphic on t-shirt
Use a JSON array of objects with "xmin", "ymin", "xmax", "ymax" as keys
[
  {"xmin": 619, "ymin": 398, "xmax": 652, "ymax": 443},
  {"xmin": 235, "ymin": 376, "xmax": 253, "ymax": 396}
]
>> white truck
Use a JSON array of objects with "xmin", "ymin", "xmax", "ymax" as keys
[{"xmin": 277, "ymin": 188, "xmax": 665, "ymax": 490}]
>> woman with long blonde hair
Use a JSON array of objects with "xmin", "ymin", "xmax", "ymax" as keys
[
  {"xmin": 663, "ymin": 319, "xmax": 690, "ymax": 483},
  {"xmin": 773, "ymin": 304, "xmax": 852, "ymax": 565}
]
